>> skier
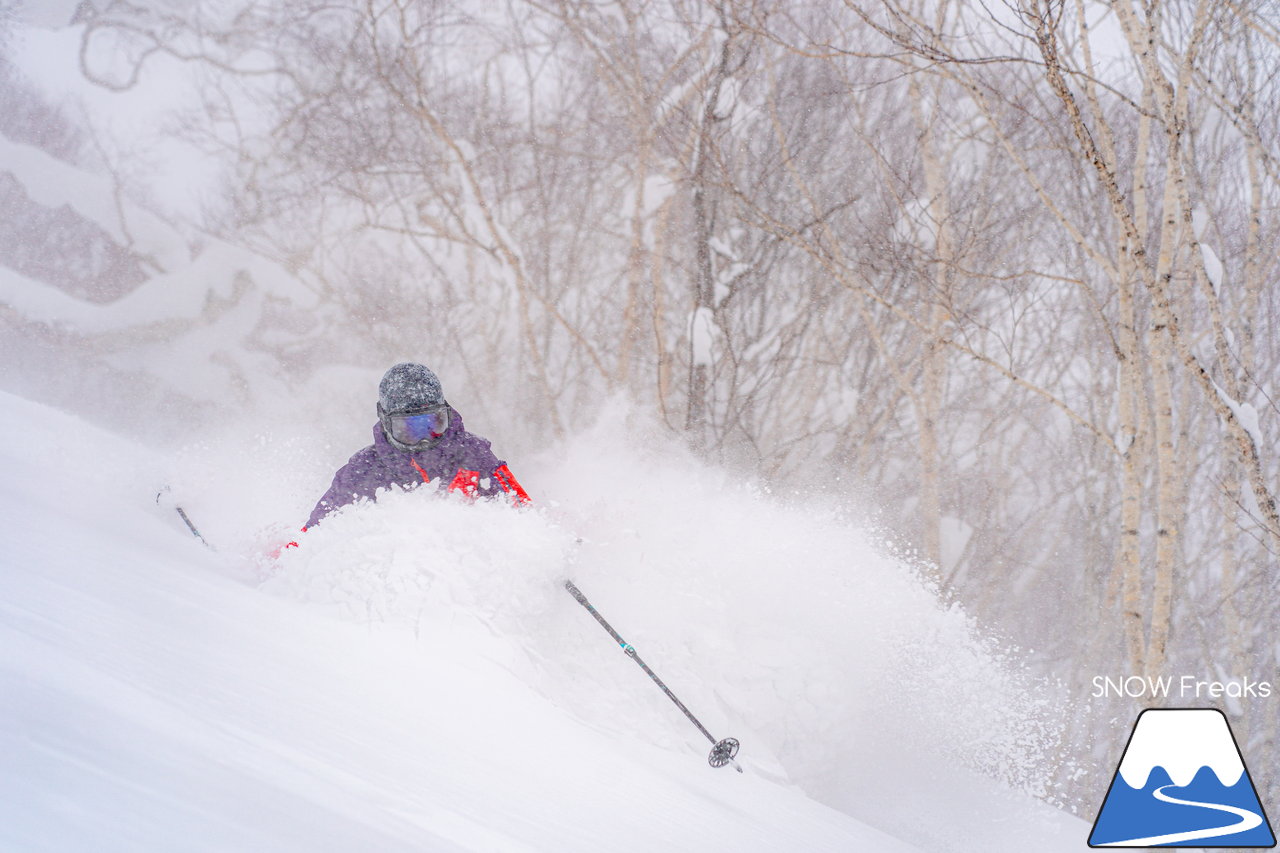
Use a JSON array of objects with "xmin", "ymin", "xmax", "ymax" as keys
[{"xmin": 303, "ymin": 362, "xmax": 530, "ymax": 530}]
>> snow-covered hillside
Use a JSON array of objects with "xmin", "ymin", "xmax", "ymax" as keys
[
  {"xmin": 0, "ymin": 391, "xmax": 1088, "ymax": 851},
  {"xmin": 1, "ymin": 12, "xmax": 1092, "ymax": 848}
]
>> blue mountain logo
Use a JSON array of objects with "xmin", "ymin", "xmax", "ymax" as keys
[{"xmin": 1090, "ymin": 708, "xmax": 1275, "ymax": 847}]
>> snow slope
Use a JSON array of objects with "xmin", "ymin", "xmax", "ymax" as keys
[{"xmin": 0, "ymin": 391, "xmax": 1089, "ymax": 851}]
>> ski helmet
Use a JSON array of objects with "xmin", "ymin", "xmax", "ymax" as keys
[{"xmin": 377, "ymin": 363, "xmax": 451, "ymax": 451}]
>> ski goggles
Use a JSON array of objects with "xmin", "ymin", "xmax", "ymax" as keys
[{"xmin": 379, "ymin": 403, "xmax": 451, "ymax": 448}]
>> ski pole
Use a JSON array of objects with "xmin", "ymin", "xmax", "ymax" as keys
[
  {"xmin": 564, "ymin": 579, "xmax": 741, "ymax": 772},
  {"xmin": 175, "ymin": 506, "xmax": 210, "ymax": 546},
  {"xmin": 156, "ymin": 488, "xmax": 211, "ymax": 547}
]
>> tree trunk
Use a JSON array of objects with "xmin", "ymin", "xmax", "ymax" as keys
[{"xmin": 684, "ymin": 19, "xmax": 735, "ymax": 449}]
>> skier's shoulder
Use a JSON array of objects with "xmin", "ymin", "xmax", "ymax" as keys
[
  {"xmin": 335, "ymin": 430, "xmax": 398, "ymax": 478},
  {"xmin": 441, "ymin": 411, "xmax": 498, "ymax": 463},
  {"xmin": 451, "ymin": 426, "xmax": 501, "ymax": 467},
  {"xmin": 340, "ymin": 442, "xmax": 382, "ymax": 470},
  {"xmin": 460, "ymin": 428, "xmax": 494, "ymax": 453}
]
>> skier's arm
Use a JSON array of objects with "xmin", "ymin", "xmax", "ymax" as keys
[
  {"xmin": 448, "ymin": 462, "xmax": 531, "ymax": 504},
  {"xmin": 493, "ymin": 463, "xmax": 531, "ymax": 505},
  {"xmin": 306, "ymin": 450, "xmax": 384, "ymax": 528}
]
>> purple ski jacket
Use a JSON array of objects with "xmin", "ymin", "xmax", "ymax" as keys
[{"xmin": 306, "ymin": 410, "xmax": 520, "ymax": 529}]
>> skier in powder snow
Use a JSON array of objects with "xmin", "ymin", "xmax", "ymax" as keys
[{"xmin": 303, "ymin": 362, "xmax": 530, "ymax": 531}]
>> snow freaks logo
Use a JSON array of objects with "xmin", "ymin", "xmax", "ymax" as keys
[
  {"xmin": 1092, "ymin": 675, "xmax": 1273, "ymax": 701},
  {"xmin": 1089, "ymin": 709, "xmax": 1276, "ymax": 848}
]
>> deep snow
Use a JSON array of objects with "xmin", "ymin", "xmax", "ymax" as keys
[{"xmin": 0, "ymin": 390, "xmax": 1089, "ymax": 851}]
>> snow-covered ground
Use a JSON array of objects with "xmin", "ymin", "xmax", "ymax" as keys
[
  {"xmin": 0, "ymin": 390, "xmax": 1089, "ymax": 851},
  {"xmin": 2, "ymin": 14, "xmax": 1091, "ymax": 845}
]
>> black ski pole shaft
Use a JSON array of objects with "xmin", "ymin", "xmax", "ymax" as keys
[
  {"xmin": 566, "ymin": 581, "xmax": 716, "ymax": 743},
  {"xmin": 564, "ymin": 579, "xmax": 741, "ymax": 771}
]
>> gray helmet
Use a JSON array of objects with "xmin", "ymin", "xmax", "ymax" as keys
[
  {"xmin": 377, "ymin": 363, "xmax": 451, "ymax": 451},
  {"xmin": 379, "ymin": 362, "xmax": 444, "ymax": 414}
]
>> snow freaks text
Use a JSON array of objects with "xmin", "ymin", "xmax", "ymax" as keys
[{"xmin": 1092, "ymin": 675, "xmax": 1274, "ymax": 701}]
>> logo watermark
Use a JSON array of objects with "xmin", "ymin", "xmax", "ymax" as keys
[
  {"xmin": 1092, "ymin": 675, "xmax": 1273, "ymax": 701},
  {"xmin": 1089, "ymin": 708, "xmax": 1275, "ymax": 847}
]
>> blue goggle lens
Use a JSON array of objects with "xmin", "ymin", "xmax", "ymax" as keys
[{"xmin": 389, "ymin": 408, "xmax": 448, "ymax": 444}]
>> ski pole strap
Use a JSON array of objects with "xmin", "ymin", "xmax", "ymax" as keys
[{"xmin": 563, "ymin": 580, "xmax": 719, "ymax": 747}]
